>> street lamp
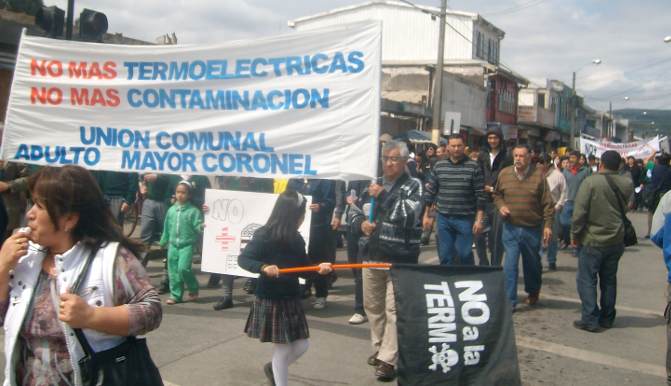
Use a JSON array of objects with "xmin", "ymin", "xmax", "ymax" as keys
[
  {"xmin": 570, "ymin": 58, "xmax": 602, "ymax": 148},
  {"xmin": 665, "ymin": 36, "xmax": 671, "ymax": 43}
]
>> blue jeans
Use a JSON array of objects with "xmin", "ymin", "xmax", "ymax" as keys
[
  {"xmin": 543, "ymin": 211, "xmax": 561, "ymax": 265},
  {"xmin": 437, "ymin": 213, "xmax": 474, "ymax": 265},
  {"xmin": 559, "ymin": 201, "xmax": 574, "ymax": 245},
  {"xmin": 576, "ymin": 244, "xmax": 624, "ymax": 328},
  {"xmin": 503, "ymin": 223, "xmax": 543, "ymax": 306}
]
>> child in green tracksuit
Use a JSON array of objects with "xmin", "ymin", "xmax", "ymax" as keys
[{"xmin": 160, "ymin": 180, "xmax": 204, "ymax": 304}]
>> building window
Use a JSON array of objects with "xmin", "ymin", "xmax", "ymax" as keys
[
  {"xmin": 488, "ymin": 39, "xmax": 492, "ymax": 62},
  {"xmin": 497, "ymin": 85, "xmax": 516, "ymax": 114},
  {"xmin": 480, "ymin": 36, "xmax": 486, "ymax": 60},
  {"xmin": 538, "ymin": 93, "xmax": 545, "ymax": 108},
  {"xmin": 476, "ymin": 31, "xmax": 482, "ymax": 58}
]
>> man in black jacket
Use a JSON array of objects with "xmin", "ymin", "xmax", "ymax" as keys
[
  {"xmin": 350, "ymin": 140, "xmax": 423, "ymax": 382},
  {"xmin": 476, "ymin": 127, "xmax": 513, "ymax": 266}
]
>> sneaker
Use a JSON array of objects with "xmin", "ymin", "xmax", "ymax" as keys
[
  {"xmin": 375, "ymin": 361, "xmax": 396, "ymax": 382},
  {"xmin": 348, "ymin": 313, "xmax": 368, "ymax": 325},
  {"xmin": 263, "ymin": 362, "xmax": 276, "ymax": 386},
  {"xmin": 313, "ymin": 297, "xmax": 327, "ymax": 310},
  {"xmin": 549, "ymin": 263, "xmax": 557, "ymax": 271},
  {"xmin": 573, "ymin": 320, "xmax": 604, "ymax": 333},
  {"xmin": 213, "ymin": 297, "xmax": 233, "ymax": 311}
]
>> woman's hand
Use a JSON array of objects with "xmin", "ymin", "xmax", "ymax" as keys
[
  {"xmin": 59, "ymin": 292, "xmax": 95, "ymax": 329},
  {"xmin": 262, "ymin": 264, "xmax": 280, "ymax": 278},
  {"xmin": 0, "ymin": 232, "xmax": 29, "ymax": 272},
  {"xmin": 317, "ymin": 263, "xmax": 333, "ymax": 275}
]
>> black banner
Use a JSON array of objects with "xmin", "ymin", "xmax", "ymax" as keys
[{"xmin": 391, "ymin": 264, "xmax": 521, "ymax": 386}]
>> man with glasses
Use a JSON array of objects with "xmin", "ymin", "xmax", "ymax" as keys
[
  {"xmin": 350, "ymin": 140, "xmax": 422, "ymax": 382},
  {"xmin": 423, "ymin": 134, "xmax": 486, "ymax": 265}
]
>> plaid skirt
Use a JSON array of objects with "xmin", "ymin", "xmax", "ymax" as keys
[{"xmin": 244, "ymin": 297, "xmax": 309, "ymax": 343}]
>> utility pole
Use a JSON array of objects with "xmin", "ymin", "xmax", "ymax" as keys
[
  {"xmin": 65, "ymin": 0, "xmax": 74, "ymax": 40},
  {"xmin": 431, "ymin": 0, "xmax": 447, "ymax": 145},
  {"xmin": 609, "ymin": 100, "xmax": 613, "ymax": 138},
  {"xmin": 570, "ymin": 71, "xmax": 576, "ymax": 149}
]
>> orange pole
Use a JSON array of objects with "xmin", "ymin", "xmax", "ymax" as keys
[{"xmin": 278, "ymin": 263, "xmax": 391, "ymax": 274}]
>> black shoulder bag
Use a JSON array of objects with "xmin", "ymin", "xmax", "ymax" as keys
[
  {"xmin": 604, "ymin": 175, "xmax": 638, "ymax": 247},
  {"xmin": 70, "ymin": 246, "xmax": 164, "ymax": 386}
]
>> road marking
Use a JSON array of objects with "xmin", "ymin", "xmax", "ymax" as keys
[
  {"xmin": 517, "ymin": 335, "xmax": 666, "ymax": 378},
  {"xmin": 520, "ymin": 292, "xmax": 664, "ymax": 317},
  {"xmin": 164, "ymin": 382, "xmax": 180, "ymax": 386}
]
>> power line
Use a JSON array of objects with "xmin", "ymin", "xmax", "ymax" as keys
[
  {"xmin": 484, "ymin": 0, "xmax": 550, "ymax": 16},
  {"xmin": 578, "ymin": 56, "xmax": 671, "ymax": 83}
]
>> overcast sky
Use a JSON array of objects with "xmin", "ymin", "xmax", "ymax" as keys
[{"xmin": 50, "ymin": 0, "xmax": 671, "ymax": 115}]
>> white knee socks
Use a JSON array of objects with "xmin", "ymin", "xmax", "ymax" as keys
[{"xmin": 271, "ymin": 339, "xmax": 309, "ymax": 386}]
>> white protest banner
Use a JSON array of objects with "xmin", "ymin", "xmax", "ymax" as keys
[
  {"xmin": 201, "ymin": 189, "xmax": 312, "ymax": 277},
  {"xmin": 580, "ymin": 136, "xmax": 660, "ymax": 159},
  {"xmin": 1, "ymin": 21, "xmax": 381, "ymax": 180}
]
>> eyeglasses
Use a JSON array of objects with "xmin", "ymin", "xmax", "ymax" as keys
[{"xmin": 381, "ymin": 156, "xmax": 405, "ymax": 164}]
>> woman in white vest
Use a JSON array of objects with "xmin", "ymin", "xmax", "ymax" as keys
[{"xmin": 0, "ymin": 165, "xmax": 162, "ymax": 386}]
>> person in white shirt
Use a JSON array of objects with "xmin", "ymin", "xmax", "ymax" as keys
[{"xmin": 539, "ymin": 154, "xmax": 567, "ymax": 270}]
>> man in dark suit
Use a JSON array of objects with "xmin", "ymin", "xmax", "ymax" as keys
[{"xmin": 476, "ymin": 126, "xmax": 512, "ymax": 266}]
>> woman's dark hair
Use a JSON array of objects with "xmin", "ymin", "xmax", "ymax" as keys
[
  {"xmin": 29, "ymin": 166, "xmax": 143, "ymax": 256},
  {"xmin": 265, "ymin": 189, "xmax": 307, "ymax": 244}
]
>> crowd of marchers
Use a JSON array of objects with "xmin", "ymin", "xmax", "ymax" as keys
[{"xmin": 1, "ymin": 130, "xmax": 671, "ymax": 385}]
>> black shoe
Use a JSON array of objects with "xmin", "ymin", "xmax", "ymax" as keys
[
  {"xmin": 375, "ymin": 361, "xmax": 396, "ymax": 382},
  {"xmin": 367, "ymin": 352, "xmax": 380, "ymax": 367},
  {"xmin": 213, "ymin": 297, "xmax": 233, "ymax": 311},
  {"xmin": 599, "ymin": 320, "xmax": 614, "ymax": 329},
  {"xmin": 549, "ymin": 263, "xmax": 557, "ymax": 271},
  {"xmin": 573, "ymin": 320, "xmax": 604, "ymax": 333},
  {"xmin": 263, "ymin": 362, "xmax": 276, "ymax": 386}
]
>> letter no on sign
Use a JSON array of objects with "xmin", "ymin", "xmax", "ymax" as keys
[{"xmin": 211, "ymin": 199, "xmax": 244, "ymax": 223}]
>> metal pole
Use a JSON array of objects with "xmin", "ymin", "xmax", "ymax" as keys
[
  {"xmin": 609, "ymin": 100, "xmax": 613, "ymax": 138},
  {"xmin": 570, "ymin": 71, "xmax": 576, "ymax": 149},
  {"xmin": 65, "ymin": 0, "xmax": 74, "ymax": 40},
  {"xmin": 431, "ymin": 0, "xmax": 447, "ymax": 145}
]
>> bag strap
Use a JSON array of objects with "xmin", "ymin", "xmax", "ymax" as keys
[
  {"xmin": 603, "ymin": 174, "xmax": 627, "ymax": 222},
  {"xmin": 70, "ymin": 245, "xmax": 100, "ymax": 357}
]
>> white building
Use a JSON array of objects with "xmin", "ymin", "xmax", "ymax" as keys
[
  {"xmin": 288, "ymin": 0, "xmax": 503, "ymax": 65},
  {"xmin": 288, "ymin": 1, "xmax": 506, "ymax": 139}
]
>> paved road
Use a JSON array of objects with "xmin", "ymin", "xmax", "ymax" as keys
[{"xmin": 0, "ymin": 212, "xmax": 667, "ymax": 385}]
